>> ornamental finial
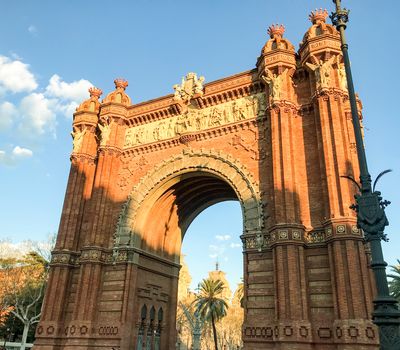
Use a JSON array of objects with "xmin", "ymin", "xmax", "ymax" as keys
[
  {"xmin": 267, "ymin": 24, "xmax": 285, "ymax": 39},
  {"xmin": 88, "ymin": 87, "xmax": 102, "ymax": 99},
  {"xmin": 114, "ymin": 78, "xmax": 129, "ymax": 90},
  {"xmin": 309, "ymin": 8, "xmax": 329, "ymax": 24}
]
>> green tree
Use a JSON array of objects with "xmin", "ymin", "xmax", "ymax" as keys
[
  {"xmin": 193, "ymin": 279, "xmax": 228, "ymax": 350},
  {"xmin": 388, "ymin": 259, "xmax": 400, "ymax": 303}
]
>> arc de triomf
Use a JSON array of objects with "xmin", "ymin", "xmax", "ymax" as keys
[{"xmin": 34, "ymin": 10, "xmax": 379, "ymax": 350}]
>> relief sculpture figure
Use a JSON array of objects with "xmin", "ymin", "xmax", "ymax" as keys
[
  {"xmin": 261, "ymin": 68, "xmax": 288, "ymax": 101},
  {"xmin": 71, "ymin": 127, "xmax": 86, "ymax": 153},
  {"xmin": 306, "ymin": 56, "xmax": 335, "ymax": 90},
  {"xmin": 124, "ymin": 94, "xmax": 265, "ymax": 148},
  {"xmin": 208, "ymin": 107, "xmax": 224, "ymax": 127},
  {"xmin": 98, "ymin": 117, "xmax": 113, "ymax": 146},
  {"xmin": 233, "ymin": 100, "xmax": 247, "ymax": 121}
]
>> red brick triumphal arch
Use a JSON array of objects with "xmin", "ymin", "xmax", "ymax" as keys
[{"xmin": 35, "ymin": 10, "xmax": 379, "ymax": 350}]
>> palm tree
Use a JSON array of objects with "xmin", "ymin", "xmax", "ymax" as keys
[
  {"xmin": 388, "ymin": 259, "xmax": 400, "ymax": 303},
  {"xmin": 193, "ymin": 278, "xmax": 228, "ymax": 350}
]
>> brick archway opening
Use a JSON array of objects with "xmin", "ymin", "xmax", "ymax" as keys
[
  {"xmin": 133, "ymin": 171, "xmax": 240, "ymax": 262},
  {"xmin": 131, "ymin": 171, "xmax": 243, "ymax": 347},
  {"xmin": 113, "ymin": 151, "xmax": 261, "ymax": 348}
]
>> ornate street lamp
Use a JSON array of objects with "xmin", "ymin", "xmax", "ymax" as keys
[{"xmin": 330, "ymin": 1, "xmax": 400, "ymax": 349}]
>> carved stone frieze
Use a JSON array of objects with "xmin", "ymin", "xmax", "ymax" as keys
[
  {"xmin": 124, "ymin": 94, "xmax": 266, "ymax": 149},
  {"xmin": 304, "ymin": 231, "xmax": 325, "ymax": 243},
  {"xmin": 242, "ymin": 233, "xmax": 270, "ymax": 251},
  {"xmin": 50, "ymin": 251, "xmax": 79, "ymax": 266}
]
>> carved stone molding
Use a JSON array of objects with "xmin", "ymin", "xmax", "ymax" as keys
[
  {"xmin": 123, "ymin": 93, "xmax": 266, "ymax": 149},
  {"xmin": 50, "ymin": 251, "xmax": 79, "ymax": 266},
  {"xmin": 70, "ymin": 153, "xmax": 97, "ymax": 165}
]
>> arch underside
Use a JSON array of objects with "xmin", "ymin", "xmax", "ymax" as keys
[{"xmin": 115, "ymin": 149, "xmax": 263, "ymax": 261}]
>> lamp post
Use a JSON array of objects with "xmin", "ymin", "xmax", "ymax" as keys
[{"xmin": 330, "ymin": 1, "xmax": 400, "ymax": 349}]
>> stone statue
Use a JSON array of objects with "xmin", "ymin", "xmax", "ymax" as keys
[
  {"xmin": 98, "ymin": 117, "xmax": 113, "ymax": 146},
  {"xmin": 71, "ymin": 127, "xmax": 86, "ymax": 153},
  {"xmin": 194, "ymin": 75, "xmax": 205, "ymax": 95},
  {"xmin": 336, "ymin": 55, "xmax": 347, "ymax": 91},
  {"xmin": 172, "ymin": 72, "xmax": 205, "ymax": 103},
  {"xmin": 173, "ymin": 84, "xmax": 183, "ymax": 101},
  {"xmin": 306, "ymin": 56, "xmax": 335, "ymax": 90},
  {"xmin": 261, "ymin": 68, "xmax": 288, "ymax": 100}
]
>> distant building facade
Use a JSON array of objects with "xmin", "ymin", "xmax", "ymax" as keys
[{"xmin": 34, "ymin": 9, "xmax": 378, "ymax": 350}]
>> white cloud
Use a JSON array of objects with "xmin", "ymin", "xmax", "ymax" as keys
[
  {"xmin": 19, "ymin": 92, "xmax": 56, "ymax": 135},
  {"xmin": 0, "ymin": 146, "xmax": 33, "ymax": 166},
  {"xmin": 54, "ymin": 100, "xmax": 79, "ymax": 119},
  {"xmin": 12, "ymin": 146, "xmax": 33, "ymax": 157},
  {"xmin": 215, "ymin": 234, "xmax": 231, "ymax": 241},
  {"xmin": 46, "ymin": 74, "xmax": 92, "ymax": 102},
  {"xmin": 28, "ymin": 25, "xmax": 38, "ymax": 35},
  {"xmin": 0, "ymin": 57, "xmax": 92, "ymax": 141},
  {"xmin": 0, "ymin": 101, "xmax": 17, "ymax": 131},
  {"xmin": 230, "ymin": 242, "xmax": 241, "ymax": 248},
  {"xmin": 0, "ymin": 56, "xmax": 37, "ymax": 93},
  {"xmin": 44, "ymin": 74, "xmax": 93, "ymax": 118}
]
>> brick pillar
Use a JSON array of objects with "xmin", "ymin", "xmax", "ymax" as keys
[
  {"xmin": 268, "ymin": 104, "xmax": 311, "ymax": 347},
  {"xmin": 72, "ymin": 80, "xmax": 130, "ymax": 325},
  {"xmin": 312, "ymin": 91, "xmax": 376, "ymax": 346},
  {"xmin": 35, "ymin": 88, "xmax": 102, "ymax": 347}
]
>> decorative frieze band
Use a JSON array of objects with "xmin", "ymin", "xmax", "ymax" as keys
[
  {"xmin": 50, "ymin": 248, "xmax": 129, "ymax": 266},
  {"xmin": 241, "ymin": 223, "xmax": 362, "ymax": 250},
  {"xmin": 123, "ymin": 93, "xmax": 267, "ymax": 149}
]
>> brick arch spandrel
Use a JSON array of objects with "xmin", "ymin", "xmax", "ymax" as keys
[{"xmin": 114, "ymin": 149, "xmax": 264, "ymax": 249}]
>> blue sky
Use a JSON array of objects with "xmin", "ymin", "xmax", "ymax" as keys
[{"xmin": 1, "ymin": 1, "xmax": 399, "ymax": 290}]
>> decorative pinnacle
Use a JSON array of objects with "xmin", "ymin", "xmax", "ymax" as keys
[
  {"xmin": 114, "ymin": 78, "xmax": 129, "ymax": 90},
  {"xmin": 267, "ymin": 24, "xmax": 285, "ymax": 39},
  {"xmin": 88, "ymin": 87, "xmax": 102, "ymax": 98},
  {"xmin": 309, "ymin": 8, "xmax": 329, "ymax": 24}
]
